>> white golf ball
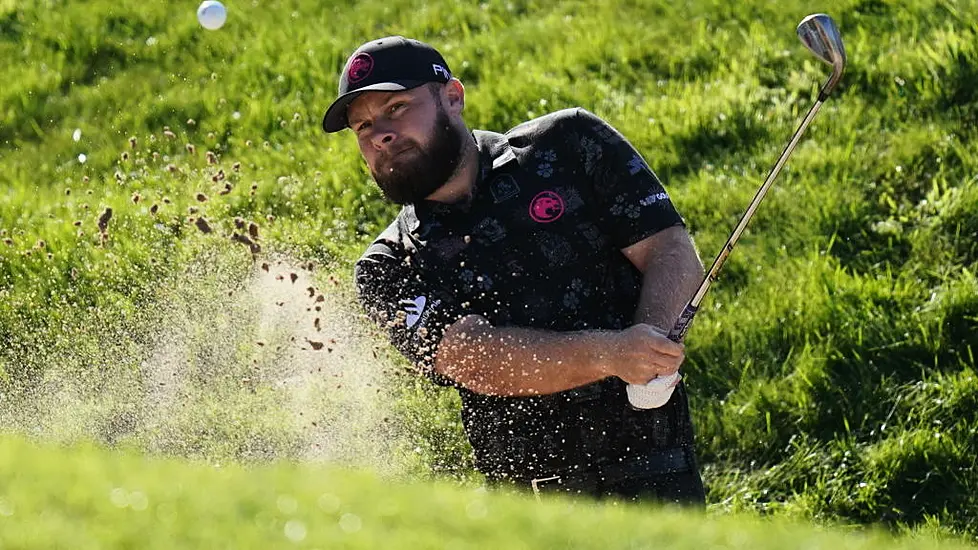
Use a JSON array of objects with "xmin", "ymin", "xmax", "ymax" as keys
[{"xmin": 197, "ymin": 1, "xmax": 227, "ymax": 30}]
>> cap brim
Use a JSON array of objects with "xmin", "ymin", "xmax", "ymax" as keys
[{"xmin": 321, "ymin": 80, "xmax": 428, "ymax": 133}]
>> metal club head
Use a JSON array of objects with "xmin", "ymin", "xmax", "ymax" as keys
[{"xmin": 797, "ymin": 13, "xmax": 847, "ymax": 98}]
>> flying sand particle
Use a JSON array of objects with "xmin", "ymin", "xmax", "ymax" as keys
[
  {"xmin": 194, "ymin": 217, "xmax": 213, "ymax": 234},
  {"xmin": 230, "ymin": 232, "xmax": 261, "ymax": 254},
  {"xmin": 97, "ymin": 208, "xmax": 113, "ymax": 234},
  {"xmin": 306, "ymin": 339, "xmax": 324, "ymax": 351}
]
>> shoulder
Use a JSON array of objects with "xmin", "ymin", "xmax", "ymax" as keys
[
  {"xmin": 353, "ymin": 219, "xmax": 413, "ymax": 301},
  {"xmin": 355, "ymin": 210, "xmax": 415, "ymax": 269},
  {"xmin": 502, "ymin": 108, "xmax": 622, "ymax": 149},
  {"xmin": 505, "ymin": 107, "xmax": 592, "ymax": 138}
]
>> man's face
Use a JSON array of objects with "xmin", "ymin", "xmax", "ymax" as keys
[{"xmin": 347, "ymin": 85, "xmax": 464, "ymax": 205}]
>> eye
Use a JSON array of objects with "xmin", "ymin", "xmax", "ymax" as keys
[
  {"xmin": 353, "ymin": 120, "xmax": 371, "ymax": 133},
  {"xmin": 389, "ymin": 102, "xmax": 406, "ymax": 115}
]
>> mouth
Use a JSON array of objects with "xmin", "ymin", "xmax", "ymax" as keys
[
  {"xmin": 389, "ymin": 146, "xmax": 415, "ymax": 159},
  {"xmin": 378, "ymin": 147, "xmax": 415, "ymax": 171}
]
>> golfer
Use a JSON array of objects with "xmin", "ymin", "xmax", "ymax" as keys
[{"xmin": 323, "ymin": 36, "xmax": 706, "ymax": 505}]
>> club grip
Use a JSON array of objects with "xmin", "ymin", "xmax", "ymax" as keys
[{"xmin": 667, "ymin": 303, "xmax": 699, "ymax": 342}]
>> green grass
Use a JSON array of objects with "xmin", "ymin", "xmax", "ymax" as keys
[
  {"xmin": 0, "ymin": 434, "xmax": 974, "ymax": 550},
  {"xmin": 1, "ymin": 0, "xmax": 978, "ymax": 545}
]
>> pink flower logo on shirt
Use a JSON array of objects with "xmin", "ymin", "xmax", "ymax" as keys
[{"xmin": 529, "ymin": 191, "xmax": 565, "ymax": 223}]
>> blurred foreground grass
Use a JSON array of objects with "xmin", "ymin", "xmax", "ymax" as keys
[{"xmin": 1, "ymin": 435, "xmax": 975, "ymax": 550}]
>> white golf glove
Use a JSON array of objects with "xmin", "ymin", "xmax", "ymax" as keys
[{"xmin": 626, "ymin": 372, "xmax": 680, "ymax": 409}]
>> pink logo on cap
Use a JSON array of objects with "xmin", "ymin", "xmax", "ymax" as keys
[
  {"xmin": 529, "ymin": 191, "xmax": 565, "ymax": 223},
  {"xmin": 348, "ymin": 53, "xmax": 374, "ymax": 84}
]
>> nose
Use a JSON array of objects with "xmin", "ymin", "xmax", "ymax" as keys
[{"xmin": 368, "ymin": 122, "xmax": 397, "ymax": 152}]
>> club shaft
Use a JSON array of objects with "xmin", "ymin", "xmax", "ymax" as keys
[{"xmin": 668, "ymin": 98, "xmax": 826, "ymax": 342}]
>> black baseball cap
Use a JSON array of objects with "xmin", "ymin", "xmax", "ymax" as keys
[{"xmin": 321, "ymin": 36, "xmax": 453, "ymax": 133}]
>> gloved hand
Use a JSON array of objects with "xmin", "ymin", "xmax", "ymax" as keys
[{"xmin": 626, "ymin": 372, "xmax": 680, "ymax": 409}]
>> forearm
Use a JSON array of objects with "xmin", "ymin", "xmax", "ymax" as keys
[
  {"xmin": 433, "ymin": 315, "xmax": 612, "ymax": 397},
  {"xmin": 632, "ymin": 230, "xmax": 704, "ymax": 331}
]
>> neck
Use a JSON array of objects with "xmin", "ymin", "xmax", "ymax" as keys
[{"xmin": 425, "ymin": 132, "xmax": 479, "ymax": 205}]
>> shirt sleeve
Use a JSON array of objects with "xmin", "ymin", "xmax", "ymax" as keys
[
  {"xmin": 354, "ymin": 241, "xmax": 462, "ymax": 387},
  {"xmin": 573, "ymin": 108, "xmax": 685, "ymax": 249}
]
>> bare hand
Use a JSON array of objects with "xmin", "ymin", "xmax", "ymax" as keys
[{"xmin": 604, "ymin": 324, "xmax": 685, "ymax": 385}]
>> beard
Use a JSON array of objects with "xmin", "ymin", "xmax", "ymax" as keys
[{"xmin": 371, "ymin": 107, "xmax": 465, "ymax": 205}]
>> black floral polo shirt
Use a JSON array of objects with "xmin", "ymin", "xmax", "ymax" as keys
[{"xmin": 355, "ymin": 108, "xmax": 694, "ymax": 480}]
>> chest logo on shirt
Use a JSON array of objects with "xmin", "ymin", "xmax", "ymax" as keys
[
  {"xmin": 489, "ymin": 174, "xmax": 520, "ymax": 203},
  {"xmin": 529, "ymin": 191, "xmax": 565, "ymax": 223}
]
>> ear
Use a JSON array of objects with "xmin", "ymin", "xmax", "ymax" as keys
[{"xmin": 441, "ymin": 79, "xmax": 465, "ymax": 115}]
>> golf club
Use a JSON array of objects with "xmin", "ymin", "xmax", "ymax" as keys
[{"xmin": 628, "ymin": 13, "xmax": 847, "ymax": 409}]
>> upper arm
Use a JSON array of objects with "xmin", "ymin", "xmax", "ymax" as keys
[
  {"xmin": 571, "ymin": 109, "xmax": 685, "ymax": 250},
  {"xmin": 354, "ymin": 244, "xmax": 463, "ymax": 385}
]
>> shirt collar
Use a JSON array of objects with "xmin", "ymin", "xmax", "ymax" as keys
[{"xmin": 473, "ymin": 129, "xmax": 517, "ymax": 172}]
